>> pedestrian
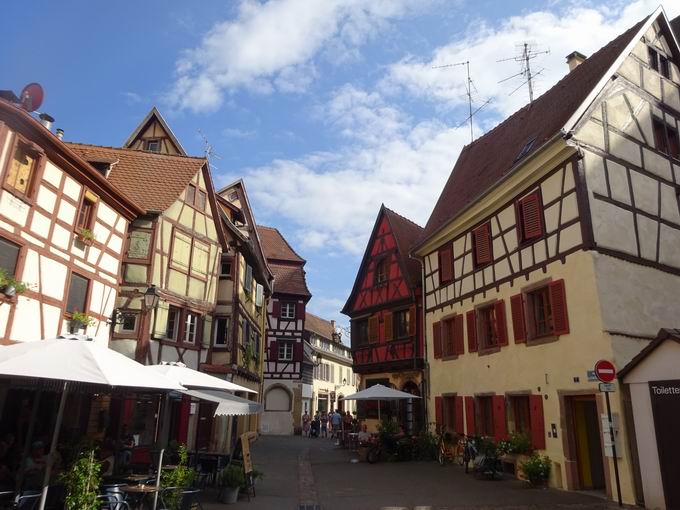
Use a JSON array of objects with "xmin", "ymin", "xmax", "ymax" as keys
[
  {"xmin": 310, "ymin": 413, "xmax": 320, "ymax": 438},
  {"xmin": 331, "ymin": 409, "xmax": 342, "ymax": 439},
  {"xmin": 320, "ymin": 412, "xmax": 329, "ymax": 438},
  {"xmin": 302, "ymin": 411, "xmax": 311, "ymax": 437},
  {"xmin": 343, "ymin": 411, "xmax": 352, "ymax": 434}
]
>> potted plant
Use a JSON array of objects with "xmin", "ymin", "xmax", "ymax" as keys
[
  {"xmin": 520, "ymin": 453, "xmax": 552, "ymax": 487},
  {"xmin": 160, "ymin": 444, "xmax": 195, "ymax": 510},
  {"xmin": 76, "ymin": 227, "xmax": 96, "ymax": 245},
  {"xmin": 70, "ymin": 311, "xmax": 95, "ymax": 333},
  {"xmin": 61, "ymin": 448, "xmax": 102, "ymax": 510},
  {"xmin": 3, "ymin": 277, "xmax": 28, "ymax": 298},
  {"xmin": 219, "ymin": 465, "xmax": 245, "ymax": 504}
]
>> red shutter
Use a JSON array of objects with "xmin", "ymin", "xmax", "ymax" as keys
[
  {"xmin": 455, "ymin": 396, "xmax": 464, "ymax": 434},
  {"xmin": 529, "ymin": 394, "xmax": 546, "ymax": 450},
  {"xmin": 464, "ymin": 396, "xmax": 476, "ymax": 435},
  {"xmin": 432, "ymin": 321, "xmax": 442, "ymax": 359},
  {"xmin": 408, "ymin": 305, "xmax": 416, "ymax": 336},
  {"xmin": 520, "ymin": 192, "xmax": 543, "ymax": 240},
  {"xmin": 293, "ymin": 341, "xmax": 303, "ymax": 362},
  {"xmin": 549, "ymin": 279, "xmax": 569, "ymax": 335},
  {"xmin": 269, "ymin": 340, "xmax": 278, "ymax": 361},
  {"xmin": 435, "ymin": 396, "xmax": 444, "ymax": 431},
  {"xmin": 368, "ymin": 316, "xmax": 379, "ymax": 343},
  {"xmin": 177, "ymin": 395, "xmax": 191, "ymax": 444},
  {"xmin": 453, "ymin": 315, "xmax": 465, "ymax": 355},
  {"xmin": 439, "ymin": 246, "xmax": 453, "ymax": 283},
  {"xmin": 510, "ymin": 293, "xmax": 526, "ymax": 343},
  {"xmin": 466, "ymin": 310, "xmax": 477, "ymax": 352},
  {"xmin": 272, "ymin": 301, "xmax": 281, "ymax": 318},
  {"xmin": 473, "ymin": 223, "xmax": 492, "ymax": 266},
  {"xmin": 494, "ymin": 300, "xmax": 508, "ymax": 346},
  {"xmin": 492, "ymin": 395, "xmax": 507, "ymax": 441},
  {"xmin": 442, "ymin": 319, "xmax": 453, "ymax": 357},
  {"xmin": 123, "ymin": 398, "xmax": 135, "ymax": 426},
  {"xmin": 296, "ymin": 301, "xmax": 305, "ymax": 320}
]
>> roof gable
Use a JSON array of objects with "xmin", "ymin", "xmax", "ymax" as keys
[
  {"xmin": 123, "ymin": 107, "xmax": 186, "ymax": 156},
  {"xmin": 258, "ymin": 225, "xmax": 305, "ymax": 264},
  {"xmin": 305, "ymin": 312, "xmax": 335, "ymax": 340}
]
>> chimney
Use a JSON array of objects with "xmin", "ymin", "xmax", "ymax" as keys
[
  {"xmin": 56, "ymin": 128, "xmax": 64, "ymax": 140},
  {"xmin": 566, "ymin": 51, "xmax": 587, "ymax": 71},
  {"xmin": 38, "ymin": 113, "xmax": 54, "ymax": 131}
]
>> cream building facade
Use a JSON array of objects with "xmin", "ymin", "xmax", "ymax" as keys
[{"xmin": 413, "ymin": 9, "xmax": 680, "ymax": 506}]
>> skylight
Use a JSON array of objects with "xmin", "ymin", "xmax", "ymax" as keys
[{"xmin": 515, "ymin": 137, "xmax": 536, "ymax": 162}]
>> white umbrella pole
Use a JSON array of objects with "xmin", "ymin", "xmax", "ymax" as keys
[
  {"xmin": 38, "ymin": 381, "xmax": 69, "ymax": 510},
  {"xmin": 152, "ymin": 448, "xmax": 164, "ymax": 510}
]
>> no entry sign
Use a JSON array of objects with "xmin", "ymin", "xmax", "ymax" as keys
[{"xmin": 594, "ymin": 359, "xmax": 616, "ymax": 383}]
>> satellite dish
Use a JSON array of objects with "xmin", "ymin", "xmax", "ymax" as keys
[{"xmin": 19, "ymin": 83, "xmax": 44, "ymax": 112}]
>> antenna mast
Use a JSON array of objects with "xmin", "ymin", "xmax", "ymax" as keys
[
  {"xmin": 198, "ymin": 129, "xmax": 222, "ymax": 171},
  {"xmin": 498, "ymin": 42, "xmax": 550, "ymax": 104}
]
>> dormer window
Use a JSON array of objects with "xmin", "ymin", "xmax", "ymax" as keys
[{"xmin": 145, "ymin": 139, "xmax": 160, "ymax": 152}]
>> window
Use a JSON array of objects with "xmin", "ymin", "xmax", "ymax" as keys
[
  {"xmin": 353, "ymin": 319, "xmax": 369, "ymax": 346},
  {"xmin": 515, "ymin": 137, "xmax": 536, "ymax": 162},
  {"xmin": 660, "ymin": 55, "xmax": 670, "ymax": 79},
  {"xmin": 527, "ymin": 286, "xmax": 552, "ymax": 337},
  {"xmin": 220, "ymin": 259, "xmax": 232, "ymax": 279},
  {"xmin": 648, "ymin": 47, "xmax": 671, "ymax": 79},
  {"xmin": 281, "ymin": 302, "xmax": 296, "ymax": 320},
  {"xmin": 394, "ymin": 309, "xmax": 410, "ymax": 339},
  {"xmin": 186, "ymin": 184, "xmax": 196, "ymax": 205},
  {"xmin": 5, "ymin": 140, "xmax": 38, "ymax": 198},
  {"xmin": 255, "ymin": 284, "xmax": 264, "ymax": 308},
  {"xmin": 374, "ymin": 258, "xmax": 387, "ymax": 285},
  {"xmin": 516, "ymin": 191, "xmax": 544, "ymax": 243},
  {"xmin": 66, "ymin": 273, "xmax": 89, "ymax": 314},
  {"xmin": 472, "ymin": 222, "xmax": 492, "ymax": 267},
  {"xmin": 278, "ymin": 340, "xmax": 294, "ymax": 361},
  {"xmin": 77, "ymin": 196, "xmax": 96, "ymax": 231},
  {"xmin": 214, "ymin": 317, "xmax": 230, "ymax": 347},
  {"xmin": 512, "ymin": 280, "xmax": 569, "ymax": 341},
  {"xmin": 444, "ymin": 396, "xmax": 457, "ymax": 433},
  {"xmin": 121, "ymin": 314, "xmax": 137, "ymax": 332},
  {"xmin": 184, "ymin": 313, "xmax": 198, "ymax": 343},
  {"xmin": 442, "ymin": 317, "xmax": 456, "ymax": 357},
  {"xmin": 478, "ymin": 305, "xmax": 498, "ymax": 349},
  {"xmin": 509, "ymin": 396, "xmax": 531, "ymax": 435},
  {"xmin": 0, "ymin": 237, "xmax": 20, "ymax": 276},
  {"xmin": 244, "ymin": 264, "xmax": 253, "ymax": 295},
  {"xmin": 166, "ymin": 306, "xmax": 180, "ymax": 340},
  {"xmin": 197, "ymin": 190, "xmax": 207, "ymax": 211},
  {"xmin": 476, "ymin": 396, "xmax": 494, "ymax": 437},
  {"xmin": 145, "ymin": 139, "xmax": 160, "ymax": 152},
  {"xmin": 653, "ymin": 118, "xmax": 680, "ymax": 160}
]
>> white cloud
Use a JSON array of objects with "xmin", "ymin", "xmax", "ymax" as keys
[
  {"xmin": 381, "ymin": 0, "xmax": 680, "ymax": 118},
  {"xmin": 223, "ymin": 127, "xmax": 257, "ymax": 139},
  {"xmin": 165, "ymin": 0, "xmax": 429, "ymax": 113}
]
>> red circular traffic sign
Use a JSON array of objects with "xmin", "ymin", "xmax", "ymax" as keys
[{"xmin": 594, "ymin": 359, "xmax": 616, "ymax": 383}]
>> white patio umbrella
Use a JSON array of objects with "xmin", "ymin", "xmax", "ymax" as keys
[
  {"xmin": 0, "ymin": 335, "xmax": 185, "ymax": 510},
  {"xmin": 342, "ymin": 384, "xmax": 421, "ymax": 422},
  {"xmin": 146, "ymin": 361, "xmax": 256, "ymax": 393},
  {"xmin": 184, "ymin": 389, "xmax": 263, "ymax": 416}
]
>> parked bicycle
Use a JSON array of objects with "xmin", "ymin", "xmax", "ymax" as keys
[{"xmin": 437, "ymin": 431, "xmax": 465, "ymax": 466}]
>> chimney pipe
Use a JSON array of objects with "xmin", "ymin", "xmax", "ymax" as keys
[
  {"xmin": 38, "ymin": 113, "xmax": 54, "ymax": 131},
  {"xmin": 56, "ymin": 128, "xmax": 64, "ymax": 140},
  {"xmin": 566, "ymin": 51, "xmax": 587, "ymax": 71}
]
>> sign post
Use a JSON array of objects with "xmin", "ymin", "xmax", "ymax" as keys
[{"xmin": 595, "ymin": 360, "xmax": 622, "ymax": 507}]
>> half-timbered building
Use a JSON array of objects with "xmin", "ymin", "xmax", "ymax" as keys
[
  {"xmin": 257, "ymin": 225, "xmax": 311, "ymax": 435},
  {"xmin": 342, "ymin": 205, "xmax": 424, "ymax": 432},
  {"xmin": 412, "ymin": 8, "xmax": 680, "ymax": 506}
]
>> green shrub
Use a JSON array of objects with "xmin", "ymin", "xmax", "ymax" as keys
[
  {"xmin": 520, "ymin": 453, "xmax": 551, "ymax": 485},
  {"xmin": 220, "ymin": 464, "xmax": 245, "ymax": 489},
  {"xmin": 161, "ymin": 444, "xmax": 195, "ymax": 510},
  {"xmin": 62, "ymin": 448, "xmax": 102, "ymax": 510},
  {"xmin": 509, "ymin": 433, "xmax": 533, "ymax": 454}
]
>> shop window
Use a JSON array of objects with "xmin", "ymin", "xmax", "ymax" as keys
[
  {"xmin": 0, "ymin": 237, "xmax": 20, "ymax": 276},
  {"xmin": 166, "ymin": 306, "xmax": 180, "ymax": 340},
  {"xmin": 66, "ymin": 273, "xmax": 89, "ymax": 314},
  {"xmin": 509, "ymin": 396, "xmax": 531, "ymax": 435},
  {"xmin": 472, "ymin": 222, "xmax": 492, "ymax": 267},
  {"xmin": 516, "ymin": 191, "xmax": 544, "ymax": 243},
  {"xmin": 5, "ymin": 140, "xmax": 39, "ymax": 199},
  {"xmin": 374, "ymin": 258, "xmax": 387, "ymax": 285},
  {"xmin": 476, "ymin": 396, "xmax": 494, "ymax": 437},
  {"xmin": 214, "ymin": 317, "xmax": 230, "ymax": 348},
  {"xmin": 653, "ymin": 117, "xmax": 680, "ymax": 160},
  {"xmin": 394, "ymin": 309, "xmax": 410, "ymax": 339},
  {"xmin": 184, "ymin": 313, "xmax": 198, "ymax": 343},
  {"xmin": 281, "ymin": 302, "xmax": 296, "ymax": 320}
]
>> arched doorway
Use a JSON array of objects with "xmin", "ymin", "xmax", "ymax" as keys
[{"xmin": 400, "ymin": 381, "xmax": 422, "ymax": 434}]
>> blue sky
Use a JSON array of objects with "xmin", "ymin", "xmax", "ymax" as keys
[{"xmin": 2, "ymin": 0, "xmax": 678, "ymax": 334}]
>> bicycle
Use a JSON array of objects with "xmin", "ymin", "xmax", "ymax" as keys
[{"xmin": 437, "ymin": 430, "xmax": 456, "ymax": 466}]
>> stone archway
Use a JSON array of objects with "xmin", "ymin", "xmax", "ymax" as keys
[{"xmin": 261, "ymin": 384, "xmax": 295, "ymax": 435}]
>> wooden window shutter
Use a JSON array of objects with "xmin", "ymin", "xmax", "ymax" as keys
[
  {"xmin": 510, "ymin": 293, "xmax": 527, "ymax": 343},
  {"xmin": 439, "ymin": 246, "xmax": 453, "ymax": 283},
  {"xmin": 494, "ymin": 300, "xmax": 508, "ymax": 346},
  {"xmin": 464, "ymin": 396, "xmax": 476, "ymax": 435},
  {"xmin": 455, "ymin": 396, "xmax": 465, "ymax": 434},
  {"xmin": 368, "ymin": 316, "xmax": 379, "ymax": 343},
  {"xmin": 442, "ymin": 319, "xmax": 453, "ymax": 357},
  {"xmin": 296, "ymin": 301, "xmax": 305, "ymax": 320},
  {"xmin": 269, "ymin": 340, "xmax": 278, "ymax": 361},
  {"xmin": 529, "ymin": 394, "xmax": 546, "ymax": 450},
  {"xmin": 408, "ymin": 305, "xmax": 416, "ymax": 336},
  {"xmin": 293, "ymin": 341, "xmax": 303, "ymax": 362},
  {"xmin": 453, "ymin": 315, "xmax": 465, "ymax": 355},
  {"xmin": 435, "ymin": 396, "xmax": 444, "ymax": 430},
  {"xmin": 473, "ymin": 223, "xmax": 492, "ymax": 266},
  {"xmin": 492, "ymin": 395, "xmax": 507, "ymax": 441},
  {"xmin": 272, "ymin": 301, "xmax": 281, "ymax": 318},
  {"xmin": 432, "ymin": 321, "xmax": 442, "ymax": 359},
  {"xmin": 384, "ymin": 312, "xmax": 394, "ymax": 341},
  {"xmin": 519, "ymin": 192, "xmax": 543, "ymax": 240},
  {"xmin": 548, "ymin": 279, "xmax": 569, "ymax": 335},
  {"xmin": 466, "ymin": 310, "xmax": 477, "ymax": 352}
]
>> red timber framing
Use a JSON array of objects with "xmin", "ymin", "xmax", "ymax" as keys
[{"xmin": 342, "ymin": 206, "xmax": 425, "ymax": 375}]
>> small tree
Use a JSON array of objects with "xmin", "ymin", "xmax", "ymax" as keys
[
  {"xmin": 62, "ymin": 448, "xmax": 102, "ymax": 510},
  {"xmin": 161, "ymin": 444, "xmax": 195, "ymax": 510}
]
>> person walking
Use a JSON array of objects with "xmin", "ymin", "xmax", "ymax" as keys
[
  {"xmin": 331, "ymin": 409, "xmax": 342, "ymax": 439},
  {"xmin": 302, "ymin": 411, "xmax": 311, "ymax": 437},
  {"xmin": 320, "ymin": 411, "xmax": 329, "ymax": 438}
]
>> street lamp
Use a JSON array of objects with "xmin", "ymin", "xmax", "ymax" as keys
[{"xmin": 143, "ymin": 284, "xmax": 160, "ymax": 310}]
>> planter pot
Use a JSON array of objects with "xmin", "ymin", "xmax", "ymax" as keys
[
  {"xmin": 68, "ymin": 322, "xmax": 87, "ymax": 335},
  {"xmin": 3, "ymin": 286, "xmax": 16, "ymax": 298},
  {"xmin": 219, "ymin": 487, "xmax": 239, "ymax": 504}
]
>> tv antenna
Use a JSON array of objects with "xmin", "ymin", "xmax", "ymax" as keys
[
  {"xmin": 497, "ymin": 42, "xmax": 550, "ymax": 104},
  {"xmin": 198, "ymin": 129, "xmax": 222, "ymax": 171},
  {"xmin": 433, "ymin": 60, "xmax": 491, "ymax": 142}
]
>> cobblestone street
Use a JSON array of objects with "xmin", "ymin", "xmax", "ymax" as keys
[{"xmin": 203, "ymin": 436, "xmax": 615, "ymax": 510}]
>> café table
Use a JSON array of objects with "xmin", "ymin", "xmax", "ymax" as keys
[{"xmin": 119, "ymin": 484, "xmax": 159, "ymax": 510}]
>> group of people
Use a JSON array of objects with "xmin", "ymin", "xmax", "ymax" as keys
[{"xmin": 302, "ymin": 409, "xmax": 356, "ymax": 439}]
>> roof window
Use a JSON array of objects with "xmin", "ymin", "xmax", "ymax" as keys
[{"xmin": 515, "ymin": 138, "xmax": 536, "ymax": 163}]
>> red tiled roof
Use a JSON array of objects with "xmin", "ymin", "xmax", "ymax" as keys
[
  {"xmin": 66, "ymin": 142, "xmax": 206, "ymax": 212},
  {"xmin": 305, "ymin": 312, "xmax": 335, "ymax": 340},
  {"xmin": 257, "ymin": 225, "xmax": 305, "ymax": 263},
  {"xmin": 420, "ymin": 17, "xmax": 647, "ymax": 243},
  {"xmin": 270, "ymin": 263, "xmax": 311, "ymax": 297},
  {"xmin": 384, "ymin": 207, "xmax": 424, "ymax": 288}
]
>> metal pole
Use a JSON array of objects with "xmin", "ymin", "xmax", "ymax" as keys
[
  {"xmin": 38, "ymin": 381, "xmax": 69, "ymax": 510},
  {"xmin": 15, "ymin": 390, "xmax": 41, "ymax": 494},
  {"xmin": 605, "ymin": 391, "xmax": 622, "ymax": 507},
  {"xmin": 152, "ymin": 448, "xmax": 164, "ymax": 510}
]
